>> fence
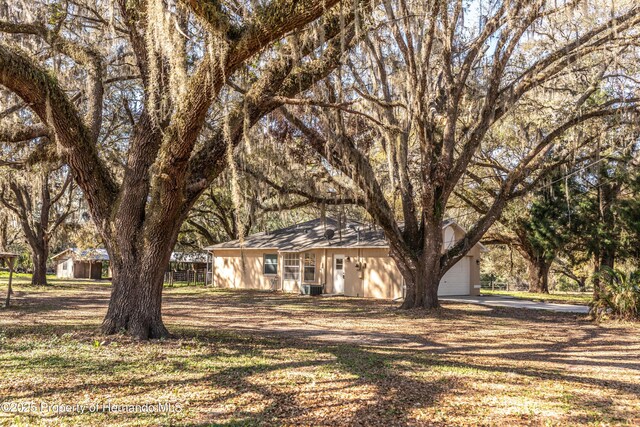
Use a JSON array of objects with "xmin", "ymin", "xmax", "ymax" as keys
[
  {"xmin": 164, "ymin": 269, "xmax": 207, "ymax": 285},
  {"xmin": 481, "ymin": 281, "xmax": 506, "ymax": 290},
  {"xmin": 480, "ymin": 281, "xmax": 529, "ymax": 291}
]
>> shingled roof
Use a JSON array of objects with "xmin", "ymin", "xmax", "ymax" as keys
[
  {"xmin": 51, "ymin": 248, "xmax": 110, "ymax": 261},
  {"xmin": 206, "ymin": 218, "xmax": 392, "ymax": 251}
]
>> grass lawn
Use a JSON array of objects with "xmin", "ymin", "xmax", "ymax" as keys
[
  {"xmin": 0, "ymin": 272, "xmax": 110, "ymax": 288},
  {"xmin": 0, "ymin": 280, "xmax": 639, "ymax": 426},
  {"xmin": 482, "ymin": 289, "xmax": 592, "ymax": 305}
]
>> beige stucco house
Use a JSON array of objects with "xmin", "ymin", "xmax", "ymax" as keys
[{"xmin": 206, "ymin": 218, "xmax": 485, "ymax": 299}]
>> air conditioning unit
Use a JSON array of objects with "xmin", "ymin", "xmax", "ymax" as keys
[{"xmin": 300, "ymin": 283, "xmax": 323, "ymax": 296}]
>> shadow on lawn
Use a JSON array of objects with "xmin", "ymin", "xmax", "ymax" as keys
[
  {"xmin": 154, "ymin": 328, "xmax": 639, "ymax": 426},
  {"xmin": 1, "ymin": 321, "xmax": 638, "ymax": 425},
  {"xmin": 1, "ymin": 286, "xmax": 639, "ymax": 425},
  {"xmin": 0, "ymin": 323, "xmax": 453, "ymax": 425}
]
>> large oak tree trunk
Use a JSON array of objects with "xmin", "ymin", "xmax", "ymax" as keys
[
  {"xmin": 526, "ymin": 257, "xmax": 551, "ymax": 293},
  {"xmin": 395, "ymin": 223, "xmax": 443, "ymax": 310},
  {"xmin": 515, "ymin": 243, "xmax": 552, "ymax": 294},
  {"xmin": 31, "ymin": 245, "xmax": 49, "ymax": 286},
  {"xmin": 100, "ymin": 175, "xmax": 186, "ymax": 340},
  {"xmin": 398, "ymin": 259, "xmax": 423, "ymax": 309},
  {"xmin": 398, "ymin": 257, "xmax": 442, "ymax": 309},
  {"xmin": 592, "ymin": 251, "xmax": 615, "ymax": 302},
  {"xmin": 101, "ymin": 245, "xmax": 172, "ymax": 339}
]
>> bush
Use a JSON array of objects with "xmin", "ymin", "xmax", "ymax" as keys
[{"xmin": 590, "ymin": 267, "xmax": 640, "ymax": 320}]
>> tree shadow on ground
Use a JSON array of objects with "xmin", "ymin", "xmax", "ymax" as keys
[{"xmin": 1, "ymin": 285, "xmax": 639, "ymax": 425}]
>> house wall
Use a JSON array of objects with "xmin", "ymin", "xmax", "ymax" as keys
[
  {"xmin": 90, "ymin": 262, "xmax": 103, "ymax": 280},
  {"xmin": 212, "ymin": 247, "xmax": 404, "ymax": 298},
  {"xmin": 213, "ymin": 249, "xmax": 280, "ymax": 291},
  {"xmin": 74, "ymin": 261, "xmax": 87, "ymax": 279},
  {"xmin": 71, "ymin": 261, "xmax": 103, "ymax": 279},
  {"xmin": 363, "ymin": 248, "xmax": 404, "ymax": 299},
  {"xmin": 56, "ymin": 258, "xmax": 74, "ymax": 279},
  {"xmin": 444, "ymin": 224, "xmax": 482, "ymax": 297},
  {"xmin": 321, "ymin": 248, "xmax": 403, "ymax": 299},
  {"xmin": 210, "ymin": 225, "xmax": 482, "ymax": 298}
]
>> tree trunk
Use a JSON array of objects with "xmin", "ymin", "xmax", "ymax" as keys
[
  {"xmin": 101, "ymin": 246, "xmax": 172, "ymax": 339},
  {"xmin": 526, "ymin": 257, "xmax": 551, "ymax": 293},
  {"xmin": 578, "ymin": 279, "xmax": 586, "ymax": 293},
  {"xmin": 30, "ymin": 246, "xmax": 49, "ymax": 286},
  {"xmin": 515, "ymin": 243, "xmax": 552, "ymax": 294},
  {"xmin": 592, "ymin": 251, "xmax": 615, "ymax": 302},
  {"xmin": 395, "ymin": 224, "xmax": 442, "ymax": 310},
  {"xmin": 399, "ymin": 259, "xmax": 442, "ymax": 309},
  {"xmin": 398, "ymin": 260, "xmax": 423, "ymax": 309}
]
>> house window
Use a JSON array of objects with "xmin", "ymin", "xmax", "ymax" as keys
[
  {"xmin": 62, "ymin": 261, "xmax": 68, "ymax": 271},
  {"xmin": 263, "ymin": 254, "xmax": 278, "ymax": 275},
  {"xmin": 303, "ymin": 253, "xmax": 316, "ymax": 282},
  {"xmin": 283, "ymin": 253, "xmax": 300, "ymax": 281}
]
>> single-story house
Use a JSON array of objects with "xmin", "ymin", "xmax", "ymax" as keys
[
  {"xmin": 51, "ymin": 248, "xmax": 109, "ymax": 280},
  {"xmin": 206, "ymin": 218, "xmax": 485, "ymax": 299}
]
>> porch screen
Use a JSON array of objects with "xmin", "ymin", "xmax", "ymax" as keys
[{"xmin": 283, "ymin": 253, "xmax": 300, "ymax": 281}]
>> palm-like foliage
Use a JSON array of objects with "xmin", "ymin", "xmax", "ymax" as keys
[{"xmin": 590, "ymin": 267, "xmax": 640, "ymax": 320}]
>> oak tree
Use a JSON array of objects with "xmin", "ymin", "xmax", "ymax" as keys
[{"xmin": 0, "ymin": 0, "xmax": 362, "ymax": 337}]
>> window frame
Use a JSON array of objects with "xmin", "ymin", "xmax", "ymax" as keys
[
  {"xmin": 283, "ymin": 253, "xmax": 300, "ymax": 281},
  {"xmin": 303, "ymin": 253, "xmax": 316, "ymax": 282},
  {"xmin": 263, "ymin": 253, "xmax": 278, "ymax": 275}
]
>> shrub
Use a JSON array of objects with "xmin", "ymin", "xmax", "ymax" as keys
[{"xmin": 590, "ymin": 267, "xmax": 640, "ymax": 320}]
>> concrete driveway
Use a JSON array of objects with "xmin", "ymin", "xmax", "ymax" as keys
[{"xmin": 440, "ymin": 295, "xmax": 590, "ymax": 314}]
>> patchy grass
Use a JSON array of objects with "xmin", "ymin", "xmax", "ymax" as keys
[
  {"xmin": 0, "ymin": 284, "xmax": 639, "ymax": 426},
  {"xmin": 0, "ymin": 271, "xmax": 42, "ymax": 279},
  {"xmin": 482, "ymin": 290, "xmax": 591, "ymax": 305},
  {"xmin": 0, "ymin": 275, "xmax": 110, "ymax": 289}
]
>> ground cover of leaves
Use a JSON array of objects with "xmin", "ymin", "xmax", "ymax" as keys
[{"xmin": 0, "ymin": 282, "xmax": 638, "ymax": 426}]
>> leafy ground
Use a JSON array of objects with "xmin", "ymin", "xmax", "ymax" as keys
[
  {"xmin": 0, "ymin": 281, "xmax": 639, "ymax": 426},
  {"xmin": 482, "ymin": 290, "xmax": 591, "ymax": 305}
]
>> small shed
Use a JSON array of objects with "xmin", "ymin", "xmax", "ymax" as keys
[
  {"xmin": 165, "ymin": 252, "xmax": 209, "ymax": 285},
  {"xmin": 51, "ymin": 248, "xmax": 109, "ymax": 280}
]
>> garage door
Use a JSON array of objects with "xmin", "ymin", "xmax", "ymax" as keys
[{"xmin": 438, "ymin": 256, "xmax": 470, "ymax": 296}]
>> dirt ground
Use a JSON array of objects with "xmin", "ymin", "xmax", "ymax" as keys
[{"xmin": 1, "ymin": 283, "xmax": 639, "ymax": 426}]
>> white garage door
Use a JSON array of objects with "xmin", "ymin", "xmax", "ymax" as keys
[{"xmin": 438, "ymin": 256, "xmax": 470, "ymax": 296}]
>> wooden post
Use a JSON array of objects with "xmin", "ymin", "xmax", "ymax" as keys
[{"xmin": 5, "ymin": 256, "xmax": 16, "ymax": 308}]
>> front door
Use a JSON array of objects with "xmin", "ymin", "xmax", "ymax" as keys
[{"xmin": 333, "ymin": 255, "xmax": 345, "ymax": 294}]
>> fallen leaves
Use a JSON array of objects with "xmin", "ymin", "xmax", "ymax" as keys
[{"xmin": 0, "ymin": 284, "xmax": 638, "ymax": 426}]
